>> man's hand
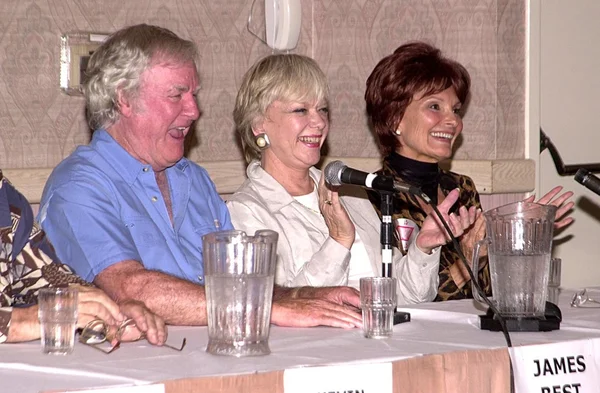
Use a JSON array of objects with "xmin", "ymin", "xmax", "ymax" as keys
[
  {"xmin": 271, "ymin": 286, "xmax": 361, "ymax": 328},
  {"xmin": 271, "ymin": 298, "xmax": 362, "ymax": 329},
  {"xmin": 293, "ymin": 285, "xmax": 361, "ymax": 309},
  {"xmin": 73, "ymin": 285, "xmax": 126, "ymax": 328},
  {"xmin": 74, "ymin": 285, "xmax": 167, "ymax": 346},
  {"xmin": 117, "ymin": 300, "xmax": 167, "ymax": 345},
  {"xmin": 93, "ymin": 260, "xmax": 208, "ymax": 326}
]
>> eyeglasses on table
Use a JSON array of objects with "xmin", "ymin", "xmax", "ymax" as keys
[
  {"xmin": 78, "ymin": 318, "xmax": 187, "ymax": 354},
  {"xmin": 571, "ymin": 288, "xmax": 600, "ymax": 308}
]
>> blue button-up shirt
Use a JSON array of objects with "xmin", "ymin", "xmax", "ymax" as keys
[{"xmin": 38, "ymin": 130, "xmax": 233, "ymax": 284}]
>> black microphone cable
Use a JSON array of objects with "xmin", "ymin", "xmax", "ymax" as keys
[{"xmin": 416, "ymin": 194, "xmax": 515, "ymax": 393}]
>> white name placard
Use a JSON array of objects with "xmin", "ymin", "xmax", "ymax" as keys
[
  {"xmin": 509, "ymin": 338, "xmax": 600, "ymax": 393},
  {"xmin": 283, "ymin": 362, "xmax": 393, "ymax": 393}
]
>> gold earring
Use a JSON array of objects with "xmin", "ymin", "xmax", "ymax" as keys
[
  {"xmin": 395, "ymin": 129, "xmax": 402, "ymax": 136},
  {"xmin": 255, "ymin": 133, "xmax": 271, "ymax": 149}
]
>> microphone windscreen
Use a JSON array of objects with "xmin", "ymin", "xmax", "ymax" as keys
[
  {"xmin": 575, "ymin": 167, "xmax": 600, "ymax": 196},
  {"xmin": 575, "ymin": 168, "xmax": 589, "ymax": 185},
  {"xmin": 323, "ymin": 160, "xmax": 346, "ymax": 186}
]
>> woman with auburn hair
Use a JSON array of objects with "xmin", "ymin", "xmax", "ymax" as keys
[
  {"xmin": 364, "ymin": 41, "xmax": 574, "ymax": 301},
  {"xmin": 227, "ymin": 53, "xmax": 481, "ymax": 305}
]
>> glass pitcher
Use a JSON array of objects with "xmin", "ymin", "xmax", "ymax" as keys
[
  {"xmin": 471, "ymin": 201, "xmax": 556, "ymax": 318},
  {"xmin": 203, "ymin": 230, "xmax": 278, "ymax": 356}
]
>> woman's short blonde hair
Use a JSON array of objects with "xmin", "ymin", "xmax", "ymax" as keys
[
  {"xmin": 233, "ymin": 54, "xmax": 329, "ymax": 164},
  {"xmin": 84, "ymin": 24, "xmax": 198, "ymax": 131}
]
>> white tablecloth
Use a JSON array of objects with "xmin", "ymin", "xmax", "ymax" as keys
[{"xmin": 2, "ymin": 288, "xmax": 600, "ymax": 393}]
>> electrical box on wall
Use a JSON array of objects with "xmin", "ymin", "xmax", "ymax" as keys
[
  {"xmin": 265, "ymin": 0, "xmax": 301, "ymax": 51},
  {"xmin": 60, "ymin": 32, "xmax": 109, "ymax": 96}
]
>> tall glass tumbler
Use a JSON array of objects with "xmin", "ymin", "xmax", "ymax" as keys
[
  {"xmin": 360, "ymin": 277, "xmax": 397, "ymax": 339},
  {"xmin": 203, "ymin": 230, "xmax": 278, "ymax": 356},
  {"xmin": 547, "ymin": 258, "xmax": 561, "ymax": 305},
  {"xmin": 37, "ymin": 287, "xmax": 79, "ymax": 355}
]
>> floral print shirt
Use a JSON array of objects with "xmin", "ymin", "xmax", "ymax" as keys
[{"xmin": 0, "ymin": 171, "xmax": 86, "ymax": 343}]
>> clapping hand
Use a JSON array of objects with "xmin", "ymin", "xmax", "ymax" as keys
[
  {"xmin": 415, "ymin": 189, "xmax": 481, "ymax": 255},
  {"xmin": 524, "ymin": 185, "xmax": 574, "ymax": 230}
]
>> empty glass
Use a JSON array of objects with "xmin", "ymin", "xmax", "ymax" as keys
[
  {"xmin": 38, "ymin": 287, "xmax": 78, "ymax": 355},
  {"xmin": 547, "ymin": 258, "xmax": 561, "ymax": 305},
  {"xmin": 360, "ymin": 277, "xmax": 397, "ymax": 339}
]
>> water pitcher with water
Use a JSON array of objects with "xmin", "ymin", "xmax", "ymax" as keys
[
  {"xmin": 472, "ymin": 201, "xmax": 556, "ymax": 318},
  {"xmin": 203, "ymin": 230, "xmax": 278, "ymax": 356}
]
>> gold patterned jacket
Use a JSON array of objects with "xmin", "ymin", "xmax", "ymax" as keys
[
  {"xmin": 0, "ymin": 171, "xmax": 87, "ymax": 343},
  {"xmin": 367, "ymin": 160, "xmax": 492, "ymax": 301}
]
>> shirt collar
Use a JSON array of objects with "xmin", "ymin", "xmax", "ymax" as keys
[
  {"xmin": 91, "ymin": 129, "xmax": 189, "ymax": 184},
  {"xmin": 246, "ymin": 160, "xmax": 322, "ymax": 213}
]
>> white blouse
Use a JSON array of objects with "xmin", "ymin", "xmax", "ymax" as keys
[
  {"xmin": 294, "ymin": 186, "xmax": 374, "ymax": 289},
  {"xmin": 227, "ymin": 160, "xmax": 441, "ymax": 305}
]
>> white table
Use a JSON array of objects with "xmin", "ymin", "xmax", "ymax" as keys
[{"xmin": 3, "ymin": 289, "xmax": 600, "ymax": 393}]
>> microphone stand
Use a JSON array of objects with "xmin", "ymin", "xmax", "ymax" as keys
[
  {"xmin": 379, "ymin": 191, "xmax": 410, "ymax": 325},
  {"xmin": 380, "ymin": 191, "xmax": 394, "ymax": 278}
]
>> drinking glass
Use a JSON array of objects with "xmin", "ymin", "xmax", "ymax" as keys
[
  {"xmin": 360, "ymin": 277, "xmax": 396, "ymax": 339},
  {"xmin": 37, "ymin": 287, "xmax": 78, "ymax": 355},
  {"xmin": 547, "ymin": 258, "xmax": 561, "ymax": 305}
]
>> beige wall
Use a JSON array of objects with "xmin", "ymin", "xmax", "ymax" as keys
[
  {"xmin": 539, "ymin": 0, "xmax": 600, "ymax": 288},
  {"xmin": 0, "ymin": 0, "xmax": 527, "ymax": 208},
  {"xmin": 6, "ymin": 1, "xmax": 594, "ymax": 289}
]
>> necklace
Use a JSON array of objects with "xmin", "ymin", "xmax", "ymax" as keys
[
  {"xmin": 294, "ymin": 184, "xmax": 323, "ymax": 216},
  {"xmin": 301, "ymin": 204, "xmax": 322, "ymax": 216}
]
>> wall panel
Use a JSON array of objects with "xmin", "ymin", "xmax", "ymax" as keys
[{"xmin": 0, "ymin": 0, "xmax": 526, "ymax": 209}]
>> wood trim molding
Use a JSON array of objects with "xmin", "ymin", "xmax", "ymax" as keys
[
  {"xmin": 3, "ymin": 158, "xmax": 535, "ymax": 204},
  {"xmin": 439, "ymin": 159, "xmax": 536, "ymax": 194}
]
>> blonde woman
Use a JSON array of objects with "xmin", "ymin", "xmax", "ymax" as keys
[{"xmin": 227, "ymin": 54, "xmax": 480, "ymax": 305}]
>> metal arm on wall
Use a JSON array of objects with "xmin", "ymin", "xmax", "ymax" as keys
[{"xmin": 540, "ymin": 128, "xmax": 600, "ymax": 175}]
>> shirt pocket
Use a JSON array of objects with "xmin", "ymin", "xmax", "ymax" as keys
[
  {"xmin": 193, "ymin": 225, "xmax": 220, "ymax": 255},
  {"xmin": 123, "ymin": 216, "xmax": 163, "ymax": 248}
]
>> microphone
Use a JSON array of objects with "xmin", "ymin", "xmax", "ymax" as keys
[
  {"xmin": 575, "ymin": 168, "xmax": 600, "ymax": 196},
  {"xmin": 323, "ymin": 160, "xmax": 430, "ymax": 202}
]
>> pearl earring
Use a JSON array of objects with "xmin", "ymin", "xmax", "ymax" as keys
[
  {"xmin": 255, "ymin": 133, "xmax": 271, "ymax": 149},
  {"xmin": 395, "ymin": 129, "xmax": 402, "ymax": 136}
]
